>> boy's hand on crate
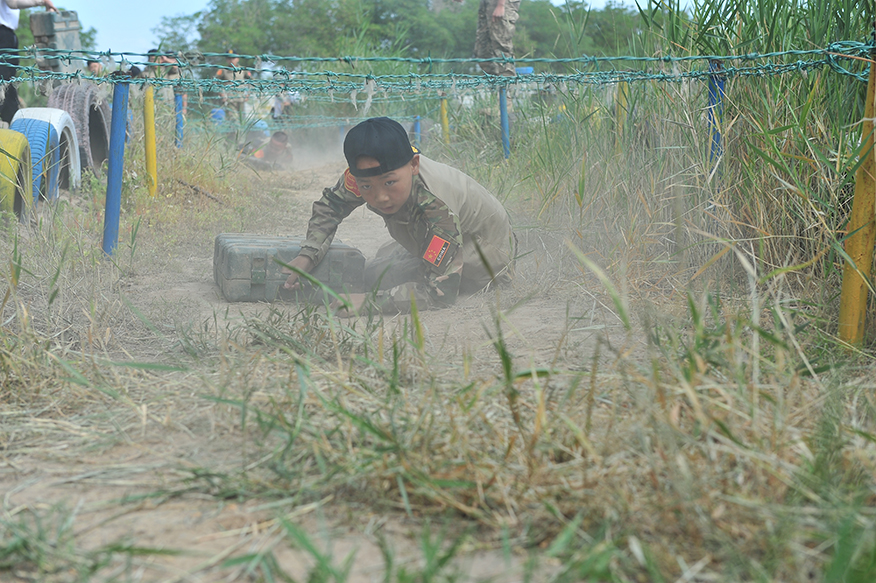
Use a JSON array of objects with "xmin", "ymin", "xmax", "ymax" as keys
[
  {"xmin": 281, "ymin": 256, "xmax": 314, "ymax": 289},
  {"xmin": 331, "ymin": 293, "xmax": 366, "ymax": 318}
]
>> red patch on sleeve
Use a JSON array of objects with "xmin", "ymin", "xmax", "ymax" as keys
[
  {"xmin": 423, "ymin": 235, "xmax": 450, "ymax": 267},
  {"xmin": 343, "ymin": 168, "xmax": 360, "ymax": 197}
]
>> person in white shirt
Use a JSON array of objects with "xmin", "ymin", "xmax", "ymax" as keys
[{"xmin": 0, "ymin": 0, "xmax": 57, "ymax": 123}]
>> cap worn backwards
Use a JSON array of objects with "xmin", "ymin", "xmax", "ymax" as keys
[{"xmin": 344, "ymin": 117, "xmax": 414, "ymax": 178}]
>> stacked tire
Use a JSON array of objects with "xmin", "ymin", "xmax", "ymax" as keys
[
  {"xmin": 0, "ymin": 82, "xmax": 108, "ymax": 221},
  {"xmin": 12, "ymin": 107, "xmax": 81, "ymax": 193},
  {"xmin": 48, "ymin": 82, "xmax": 111, "ymax": 175},
  {"xmin": 10, "ymin": 115, "xmax": 60, "ymax": 206}
]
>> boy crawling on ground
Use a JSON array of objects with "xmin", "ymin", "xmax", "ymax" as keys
[{"xmin": 282, "ymin": 116, "xmax": 515, "ymax": 315}]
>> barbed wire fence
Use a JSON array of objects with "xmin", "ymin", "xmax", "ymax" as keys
[
  {"xmin": 0, "ymin": 42, "xmax": 872, "ymax": 247},
  {"xmin": 5, "ymin": 42, "xmax": 869, "ymax": 145},
  {"xmin": 7, "ymin": 42, "xmax": 872, "ymax": 89}
]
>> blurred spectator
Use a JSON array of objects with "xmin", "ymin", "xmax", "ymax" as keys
[
  {"xmin": 244, "ymin": 130, "xmax": 293, "ymax": 170},
  {"xmin": 0, "ymin": 0, "xmax": 57, "ymax": 123},
  {"xmin": 215, "ymin": 49, "xmax": 251, "ymax": 121},
  {"xmin": 86, "ymin": 58, "xmax": 103, "ymax": 76},
  {"xmin": 272, "ymin": 90, "xmax": 302, "ymax": 119},
  {"xmin": 142, "ymin": 49, "xmax": 187, "ymax": 117},
  {"xmin": 454, "ymin": 0, "xmax": 519, "ymax": 76}
]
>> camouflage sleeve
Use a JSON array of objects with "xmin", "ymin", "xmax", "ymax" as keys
[
  {"xmin": 369, "ymin": 190, "xmax": 465, "ymax": 313},
  {"xmin": 298, "ymin": 170, "xmax": 365, "ymax": 265}
]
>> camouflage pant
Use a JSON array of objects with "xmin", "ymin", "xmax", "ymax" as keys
[
  {"xmin": 474, "ymin": 0, "xmax": 520, "ymax": 76},
  {"xmin": 364, "ymin": 239, "xmax": 513, "ymax": 295},
  {"xmin": 363, "ymin": 241, "xmax": 423, "ymax": 291}
]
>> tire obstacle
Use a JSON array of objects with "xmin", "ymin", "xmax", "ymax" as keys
[
  {"xmin": 9, "ymin": 116, "xmax": 60, "ymax": 206},
  {"xmin": 47, "ymin": 82, "xmax": 111, "ymax": 175},
  {"xmin": 12, "ymin": 107, "xmax": 81, "ymax": 192},
  {"xmin": 0, "ymin": 128, "xmax": 33, "ymax": 220}
]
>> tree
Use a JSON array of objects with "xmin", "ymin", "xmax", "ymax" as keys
[
  {"xmin": 152, "ymin": 12, "xmax": 203, "ymax": 53},
  {"xmin": 151, "ymin": 0, "xmax": 645, "ymax": 66}
]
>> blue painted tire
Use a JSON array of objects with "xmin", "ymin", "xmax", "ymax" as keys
[
  {"xmin": 12, "ymin": 107, "xmax": 82, "ymax": 191},
  {"xmin": 10, "ymin": 117, "xmax": 61, "ymax": 205}
]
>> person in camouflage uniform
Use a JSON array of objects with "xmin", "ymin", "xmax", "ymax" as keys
[
  {"xmin": 455, "ymin": 0, "xmax": 519, "ymax": 76},
  {"xmin": 244, "ymin": 131, "xmax": 294, "ymax": 170},
  {"xmin": 142, "ymin": 50, "xmax": 187, "ymax": 116},
  {"xmin": 283, "ymin": 117, "xmax": 515, "ymax": 315},
  {"xmin": 215, "ymin": 50, "xmax": 251, "ymax": 121}
]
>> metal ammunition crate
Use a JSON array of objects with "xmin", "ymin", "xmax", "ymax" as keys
[{"xmin": 213, "ymin": 233, "xmax": 365, "ymax": 303}]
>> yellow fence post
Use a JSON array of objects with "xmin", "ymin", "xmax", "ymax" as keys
[
  {"xmin": 838, "ymin": 41, "xmax": 876, "ymax": 345},
  {"xmin": 615, "ymin": 81, "xmax": 629, "ymax": 156},
  {"xmin": 144, "ymin": 85, "xmax": 158, "ymax": 198},
  {"xmin": 440, "ymin": 97, "xmax": 450, "ymax": 146}
]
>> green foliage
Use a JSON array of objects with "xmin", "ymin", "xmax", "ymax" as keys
[
  {"xmin": 636, "ymin": 0, "xmax": 872, "ymax": 55},
  {"xmin": 152, "ymin": 0, "xmax": 647, "ymax": 65},
  {"xmin": 0, "ymin": 503, "xmax": 178, "ymax": 580},
  {"xmin": 825, "ymin": 514, "xmax": 876, "ymax": 583},
  {"xmin": 151, "ymin": 12, "xmax": 202, "ymax": 53}
]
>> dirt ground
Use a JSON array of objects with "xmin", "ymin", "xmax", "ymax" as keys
[{"xmin": 1, "ymin": 149, "xmax": 623, "ymax": 582}]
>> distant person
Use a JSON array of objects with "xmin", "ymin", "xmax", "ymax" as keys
[
  {"xmin": 143, "ymin": 49, "xmax": 187, "ymax": 117},
  {"xmin": 141, "ymin": 48, "xmax": 160, "ymax": 77},
  {"xmin": 0, "ymin": 0, "xmax": 58, "ymax": 123},
  {"xmin": 454, "ymin": 0, "xmax": 519, "ymax": 76},
  {"xmin": 281, "ymin": 117, "xmax": 515, "ymax": 315},
  {"xmin": 215, "ymin": 49, "xmax": 251, "ymax": 121},
  {"xmin": 85, "ymin": 59, "xmax": 103, "ymax": 76},
  {"xmin": 272, "ymin": 90, "xmax": 301, "ymax": 119},
  {"xmin": 244, "ymin": 131, "xmax": 293, "ymax": 170}
]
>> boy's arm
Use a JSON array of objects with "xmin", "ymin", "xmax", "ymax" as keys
[
  {"xmin": 297, "ymin": 172, "xmax": 365, "ymax": 265},
  {"xmin": 284, "ymin": 173, "xmax": 364, "ymax": 289}
]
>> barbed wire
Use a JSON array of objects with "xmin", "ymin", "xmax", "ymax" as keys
[{"xmin": 3, "ymin": 40, "xmax": 871, "ymax": 95}]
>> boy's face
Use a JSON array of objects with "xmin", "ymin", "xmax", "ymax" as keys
[
  {"xmin": 228, "ymin": 56, "xmax": 240, "ymax": 67},
  {"xmin": 354, "ymin": 154, "xmax": 419, "ymax": 215}
]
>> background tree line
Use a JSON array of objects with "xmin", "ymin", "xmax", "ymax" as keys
[{"xmin": 152, "ymin": 0, "xmax": 643, "ymax": 66}]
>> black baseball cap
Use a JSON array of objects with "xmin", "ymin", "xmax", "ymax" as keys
[{"xmin": 344, "ymin": 117, "xmax": 414, "ymax": 178}]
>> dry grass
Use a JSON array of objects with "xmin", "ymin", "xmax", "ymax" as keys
[{"xmin": 1, "ymin": 74, "xmax": 875, "ymax": 582}]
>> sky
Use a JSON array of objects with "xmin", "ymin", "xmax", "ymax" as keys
[
  {"xmin": 70, "ymin": 0, "xmax": 211, "ymax": 56},
  {"xmin": 64, "ymin": 0, "xmax": 607, "ymax": 58}
]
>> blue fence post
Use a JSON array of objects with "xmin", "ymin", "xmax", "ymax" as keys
[
  {"xmin": 499, "ymin": 86, "xmax": 510, "ymax": 159},
  {"xmin": 707, "ymin": 60, "xmax": 725, "ymax": 175},
  {"xmin": 102, "ymin": 79, "xmax": 130, "ymax": 256},
  {"xmin": 413, "ymin": 115, "xmax": 421, "ymax": 146},
  {"xmin": 175, "ymin": 94, "xmax": 184, "ymax": 148}
]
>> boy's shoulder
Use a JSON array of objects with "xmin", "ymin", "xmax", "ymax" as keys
[
  {"xmin": 417, "ymin": 155, "xmax": 505, "ymax": 215},
  {"xmin": 418, "ymin": 156, "xmax": 488, "ymax": 194}
]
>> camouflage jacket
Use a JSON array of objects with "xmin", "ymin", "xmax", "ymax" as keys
[
  {"xmin": 298, "ymin": 155, "xmax": 515, "ymax": 313},
  {"xmin": 215, "ymin": 68, "xmax": 251, "ymax": 101}
]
